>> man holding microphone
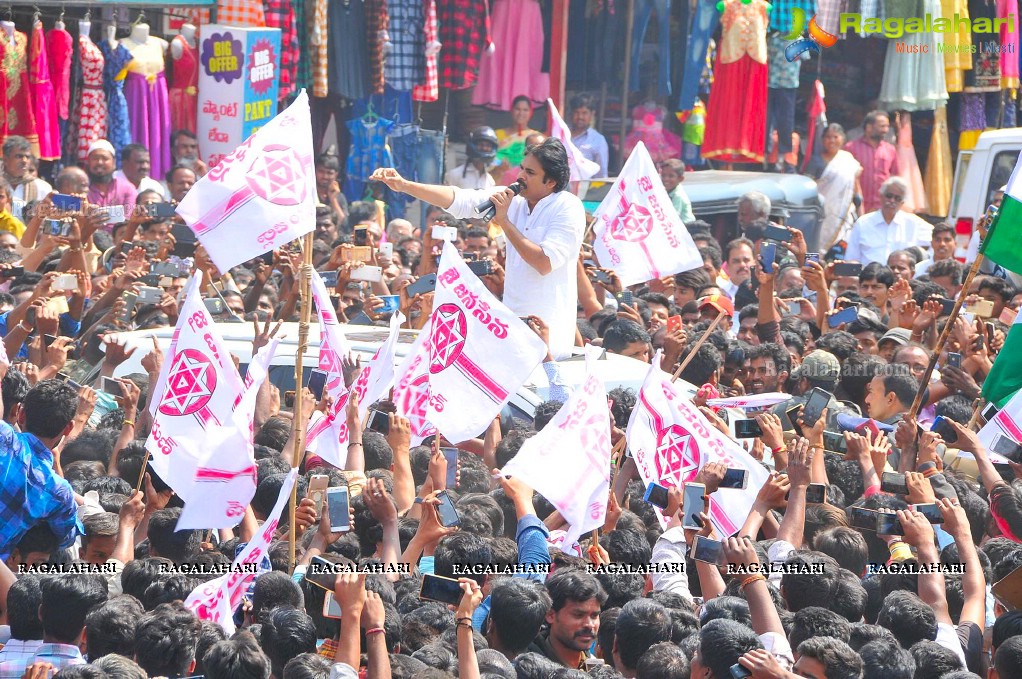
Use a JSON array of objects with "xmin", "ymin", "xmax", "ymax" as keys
[{"xmin": 370, "ymin": 138, "xmax": 585, "ymax": 359}]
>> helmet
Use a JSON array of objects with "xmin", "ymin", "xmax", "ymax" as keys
[{"xmin": 467, "ymin": 126, "xmax": 499, "ymax": 162}]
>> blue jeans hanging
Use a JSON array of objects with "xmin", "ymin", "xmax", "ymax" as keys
[
  {"xmin": 677, "ymin": 0, "xmax": 719, "ymax": 111},
  {"xmin": 629, "ymin": 0, "xmax": 672, "ymax": 96}
]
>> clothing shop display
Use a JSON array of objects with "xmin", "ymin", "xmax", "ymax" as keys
[
  {"xmin": 997, "ymin": 0, "xmax": 1018, "ymax": 88},
  {"xmin": 29, "ymin": 21, "xmax": 59, "ymax": 161},
  {"xmin": 263, "ymin": 0, "xmax": 299, "ymax": 102},
  {"xmin": 46, "ymin": 24, "xmax": 73, "ymax": 134},
  {"xmin": 0, "ymin": 25, "xmax": 39, "ymax": 154},
  {"xmin": 941, "ymin": 0, "xmax": 971, "ymax": 92},
  {"xmin": 702, "ymin": 0, "xmax": 769, "ymax": 164},
  {"xmin": 99, "ymin": 40, "xmax": 133, "ymax": 161},
  {"xmin": 121, "ymin": 28, "xmax": 172, "ymax": 181},
  {"xmin": 437, "ymin": 0, "xmax": 490, "ymax": 90},
  {"xmin": 168, "ymin": 33, "xmax": 198, "ymax": 135},
  {"xmin": 678, "ymin": 0, "xmax": 720, "ymax": 111},
  {"xmin": 895, "ymin": 112, "xmax": 928, "ymax": 213},
  {"xmin": 924, "ymin": 106, "xmax": 953, "ymax": 217},
  {"xmin": 385, "ymin": 0, "xmax": 426, "ymax": 93},
  {"xmin": 365, "ymin": 0, "xmax": 390, "ymax": 96},
  {"xmin": 878, "ymin": 0, "xmax": 948, "ymax": 111},
  {"xmin": 328, "ymin": 0, "xmax": 370, "ymax": 101},
  {"xmin": 624, "ymin": 103, "xmax": 681, "ymax": 164},
  {"xmin": 473, "ymin": 0, "xmax": 549, "ymax": 110},
  {"xmin": 187, "ymin": 1, "xmax": 266, "ymax": 28},
  {"xmin": 957, "ymin": 91, "xmax": 985, "ymax": 150},
  {"xmin": 629, "ymin": 0, "xmax": 672, "ymax": 96},
  {"xmin": 964, "ymin": 0, "xmax": 1000, "ymax": 90},
  {"xmin": 412, "ymin": 0, "xmax": 440, "ymax": 102},
  {"xmin": 766, "ymin": 34, "xmax": 803, "ymax": 163},
  {"xmin": 345, "ymin": 113, "xmax": 395, "ymax": 201},
  {"xmin": 74, "ymin": 31, "xmax": 106, "ymax": 164},
  {"xmin": 310, "ymin": 0, "xmax": 329, "ymax": 97},
  {"xmin": 771, "ymin": 0, "xmax": 815, "ymax": 33}
]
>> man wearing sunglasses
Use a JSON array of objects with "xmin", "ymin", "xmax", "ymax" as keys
[{"xmin": 844, "ymin": 177, "xmax": 933, "ymax": 266}]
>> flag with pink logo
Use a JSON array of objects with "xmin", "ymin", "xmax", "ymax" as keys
[
  {"xmin": 393, "ymin": 320, "xmax": 439, "ymax": 445},
  {"xmin": 591, "ymin": 142, "xmax": 702, "ymax": 287},
  {"xmin": 547, "ymin": 98, "xmax": 600, "ymax": 182},
  {"xmin": 627, "ymin": 353, "xmax": 768, "ymax": 535},
  {"xmin": 175, "ymin": 90, "xmax": 317, "ymax": 273},
  {"xmin": 306, "ymin": 309, "xmax": 403, "ymax": 468},
  {"xmin": 427, "ymin": 242, "xmax": 547, "ymax": 442},
  {"xmin": 184, "ymin": 467, "xmax": 298, "ymax": 635},
  {"xmin": 502, "ymin": 347, "xmax": 612, "ymax": 546}
]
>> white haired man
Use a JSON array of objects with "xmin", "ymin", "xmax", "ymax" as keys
[{"xmin": 844, "ymin": 176, "xmax": 932, "ymax": 265}]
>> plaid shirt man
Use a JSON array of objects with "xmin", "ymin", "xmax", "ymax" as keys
[
  {"xmin": 0, "ymin": 639, "xmax": 43, "ymax": 679},
  {"xmin": 0, "ymin": 418, "xmax": 79, "ymax": 560}
]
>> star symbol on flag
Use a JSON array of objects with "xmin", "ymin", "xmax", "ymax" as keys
[
  {"xmin": 429, "ymin": 304, "xmax": 467, "ymax": 373},
  {"xmin": 655, "ymin": 426, "xmax": 699, "ymax": 487},
  {"xmin": 610, "ymin": 201, "xmax": 654, "ymax": 242},
  {"xmin": 246, "ymin": 144, "xmax": 306, "ymax": 205},
  {"xmin": 160, "ymin": 349, "xmax": 216, "ymax": 416}
]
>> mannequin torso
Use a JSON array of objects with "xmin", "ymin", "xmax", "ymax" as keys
[
  {"xmin": 120, "ymin": 24, "xmax": 168, "ymax": 78},
  {"xmin": 1, "ymin": 20, "xmax": 14, "ymax": 45},
  {"xmin": 171, "ymin": 24, "xmax": 196, "ymax": 59}
]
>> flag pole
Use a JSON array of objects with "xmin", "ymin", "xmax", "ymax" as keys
[
  {"xmin": 134, "ymin": 449, "xmax": 151, "ymax": 494},
  {"xmin": 907, "ymin": 254, "xmax": 986, "ymax": 419},
  {"xmin": 671, "ymin": 311, "xmax": 725, "ymax": 382},
  {"xmin": 289, "ymin": 232, "xmax": 315, "ymax": 574}
]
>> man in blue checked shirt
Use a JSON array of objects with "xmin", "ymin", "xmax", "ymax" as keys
[{"xmin": 0, "ymin": 370, "xmax": 81, "ymax": 560}]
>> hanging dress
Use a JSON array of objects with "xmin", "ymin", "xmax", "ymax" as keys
[
  {"xmin": 895, "ymin": 112, "xmax": 928, "ymax": 213},
  {"xmin": 472, "ymin": 0, "xmax": 549, "ymax": 110},
  {"xmin": 701, "ymin": 0, "xmax": 768, "ymax": 164},
  {"xmin": 168, "ymin": 35, "xmax": 198, "ymax": 135},
  {"xmin": 121, "ymin": 36, "xmax": 172, "ymax": 182},
  {"xmin": 879, "ymin": 0, "xmax": 948, "ymax": 111},
  {"xmin": 46, "ymin": 26, "xmax": 73, "ymax": 138},
  {"xmin": 99, "ymin": 40, "xmax": 133, "ymax": 162},
  {"xmin": 74, "ymin": 34, "xmax": 106, "ymax": 164},
  {"xmin": 0, "ymin": 30, "xmax": 39, "ymax": 154},
  {"xmin": 28, "ymin": 22, "xmax": 59, "ymax": 161},
  {"xmin": 412, "ymin": 0, "xmax": 440, "ymax": 102},
  {"xmin": 940, "ymin": 0, "xmax": 971, "ymax": 92},
  {"xmin": 924, "ymin": 106, "xmax": 953, "ymax": 217}
]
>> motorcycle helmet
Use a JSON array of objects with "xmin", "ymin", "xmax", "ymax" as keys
[{"xmin": 467, "ymin": 126, "xmax": 499, "ymax": 163}]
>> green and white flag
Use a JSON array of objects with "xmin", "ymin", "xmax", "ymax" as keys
[
  {"xmin": 982, "ymin": 155, "xmax": 1022, "ymax": 276},
  {"xmin": 984, "ymin": 311, "xmax": 1022, "ymax": 408}
]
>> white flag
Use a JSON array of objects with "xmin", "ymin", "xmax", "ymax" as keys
[
  {"xmin": 176, "ymin": 90, "xmax": 317, "ymax": 273},
  {"xmin": 627, "ymin": 354, "xmax": 768, "ymax": 536},
  {"xmin": 306, "ymin": 310, "xmax": 403, "ymax": 467},
  {"xmin": 592, "ymin": 142, "xmax": 702, "ymax": 287},
  {"xmin": 146, "ymin": 274, "xmax": 246, "ymax": 505},
  {"xmin": 705, "ymin": 392, "xmax": 790, "ymax": 410},
  {"xmin": 502, "ymin": 347, "xmax": 611, "ymax": 546},
  {"xmin": 184, "ymin": 467, "xmax": 298, "ymax": 635},
  {"xmin": 547, "ymin": 98, "xmax": 600, "ymax": 182},
  {"xmin": 393, "ymin": 318, "xmax": 438, "ymax": 445},
  {"xmin": 978, "ymin": 390, "xmax": 1022, "ymax": 462},
  {"xmin": 427, "ymin": 242, "xmax": 547, "ymax": 442}
]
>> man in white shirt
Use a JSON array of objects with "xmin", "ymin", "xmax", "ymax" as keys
[
  {"xmin": 372, "ymin": 138, "xmax": 585, "ymax": 359},
  {"xmin": 845, "ymin": 177, "xmax": 932, "ymax": 265},
  {"xmin": 569, "ymin": 94, "xmax": 609, "ymax": 178},
  {"xmin": 115, "ymin": 144, "xmax": 167, "ymax": 199},
  {"xmin": 913, "ymin": 221, "xmax": 956, "ymax": 278},
  {"xmin": 2, "ymin": 137, "xmax": 51, "ymax": 216},
  {"xmin": 445, "ymin": 126, "xmax": 498, "ymax": 190}
]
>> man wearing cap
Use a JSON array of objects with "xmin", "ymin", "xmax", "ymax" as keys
[
  {"xmin": 878, "ymin": 328, "xmax": 911, "ymax": 361},
  {"xmin": 698, "ymin": 294, "xmax": 734, "ymax": 333},
  {"xmin": 86, "ymin": 140, "xmax": 136, "ymax": 217},
  {"xmin": 770, "ymin": 349, "xmax": 858, "ymax": 429}
]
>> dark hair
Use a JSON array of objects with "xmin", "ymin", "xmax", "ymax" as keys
[
  {"xmin": 252, "ymin": 571, "xmax": 304, "ymax": 623},
  {"xmin": 700, "ymin": 244, "xmax": 723, "ymax": 270},
  {"xmin": 931, "ymin": 222, "xmax": 955, "ymax": 239},
  {"xmin": 282, "ymin": 653, "xmax": 331, "ymax": 679},
  {"xmin": 978, "ymin": 276, "xmax": 1016, "ymax": 302},
  {"xmin": 259, "ymin": 607, "xmax": 317, "ymax": 679},
  {"xmin": 165, "ymin": 163, "xmax": 197, "ymax": 185},
  {"xmin": 815, "ymin": 331, "xmax": 860, "ymax": 363},
  {"xmin": 92, "ymin": 654, "xmax": 148, "ymax": 679},
  {"xmin": 433, "ymin": 532, "xmax": 493, "ymax": 587},
  {"xmin": 996, "ymin": 636, "xmax": 1022, "ymax": 679},
  {"xmin": 40, "ymin": 573, "xmax": 109, "ymax": 644},
  {"xmin": 545, "ymin": 568, "xmax": 607, "ymax": 610},
  {"xmin": 7, "ymin": 574, "xmax": 43, "ymax": 641},
  {"xmin": 788, "ymin": 607, "xmax": 851, "ymax": 650},
  {"xmin": 135, "ymin": 602, "xmax": 203, "ymax": 678},
  {"xmin": 679, "ymin": 342, "xmax": 722, "ymax": 386},
  {"xmin": 697, "ymin": 619, "xmax": 763, "ymax": 679},
  {"xmin": 831, "ymin": 571, "xmax": 869, "ymax": 623},
  {"xmin": 148, "ymin": 508, "xmax": 202, "ymax": 563},
  {"xmin": 860, "ymin": 262, "xmax": 894, "ymax": 287},
  {"xmin": 12, "ymin": 523, "xmax": 58, "ymax": 562},
  {"xmin": 569, "ymin": 93, "xmax": 596, "ymax": 112},
  {"xmin": 747, "ymin": 342, "xmax": 791, "ymax": 377},
  {"xmin": 171, "ymin": 129, "xmax": 199, "ymax": 146},
  {"xmin": 910, "ymin": 639, "xmax": 963, "ymax": 679},
  {"xmin": 876, "ymin": 590, "xmax": 936, "ymax": 649},
  {"xmin": 1, "ymin": 368, "xmax": 29, "ymax": 420},
  {"xmin": 524, "ymin": 138, "xmax": 571, "ymax": 192},
  {"xmin": 614, "ymin": 599, "xmax": 672, "ymax": 669},
  {"xmin": 780, "ymin": 552, "xmax": 839, "ymax": 611},
  {"xmin": 362, "ymin": 430, "xmax": 394, "ymax": 471},
  {"xmin": 602, "ymin": 320, "xmax": 650, "ymax": 354},
  {"xmin": 86, "ymin": 595, "xmax": 145, "ymax": 659},
  {"xmin": 724, "ymin": 237, "xmax": 755, "ymax": 263},
  {"xmin": 929, "ymin": 259, "xmax": 964, "ymax": 286},
  {"xmin": 993, "ymin": 611, "xmax": 1022, "ymax": 650},
  {"xmin": 796, "ymin": 636, "xmax": 864, "ymax": 679},
  {"xmin": 488, "ymin": 578, "xmax": 552, "ymax": 655},
  {"xmin": 934, "ymin": 394, "xmax": 974, "ymax": 424},
  {"xmin": 813, "ymin": 526, "xmax": 868, "ymax": 576},
  {"xmin": 533, "ymin": 400, "xmax": 563, "ymax": 431},
  {"xmin": 204, "ymin": 631, "xmax": 271, "ymax": 679},
  {"xmin": 255, "ymin": 416, "xmax": 292, "ymax": 452},
  {"xmin": 881, "ymin": 373, "xmax": 919, "ymax": 409},
  {"xmin": 864, "ymin": 110, "xmax": 890, "ymax": 128},
  {"xmin": 22, "ymin": 379, "xmax": 78, "ymax": 438},
  {"xmin": 839, "ymin": 353, "xmax": 888, "ymax": 405},
  {"xmin": 675, "ymin": 268, "xmax": 713, "ymax": 293}
]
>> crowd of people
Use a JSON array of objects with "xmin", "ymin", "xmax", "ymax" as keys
[{"xmin": 1, "ymin": 99, "xmax": 1022, "ymax": 679}]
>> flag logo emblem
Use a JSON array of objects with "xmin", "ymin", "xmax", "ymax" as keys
[
  {"xmin": 429, "ymin": 304, "xmax": 468, "ymax": 373},
  {"xmin": 160, "ymin": 349, "xmax": 218, "ymax": 416}
]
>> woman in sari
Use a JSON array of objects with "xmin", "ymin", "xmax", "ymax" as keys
[
  {"xmin": 812, "ymin": 123, "xmax": 862, "ymax": 252},
  {"xmin": 491, "ymin": 95, "xmax": 541, "ymax": 184}
]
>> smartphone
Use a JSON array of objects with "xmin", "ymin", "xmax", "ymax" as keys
[
  {"xmin": 305, "ymin": 555, "xmax": 338, "ymax": 590},
  {"xmin": 322, "ymin": 592, "xmax": 342, "ymax": 619},
  {"xmin": 1000, "ymin": 307, "xmax": 1018, "ymax": 325},
  {"xmin": 137, "ymin": 286, "xmax": 163, "ymax": 304},
  {"xmin": 435, "ymin": 490, "xmax": 461, "ymax": 528},
  {"xmin": 802, "ymin": 388, "xmax": 832, "ymax": 428},
  {"xmin": 880, "ymin": 472, "xmax": 908, "ymax": 495},
  {"xmin": 137, "ymin": 273, "xmax": 161, "ymax": 288},
  {"xmin": 354, "ymin": 226, "xmax": 369, "ymax": 246},
  {"xmin": 720, "ymin": 468, "xmax": 749, "ymax": 490},
  {"xmin": 912, "ymin": 503, "xmax": 945, "ymax": 524},
  {"xmin": 379, "ymin": 242, "xmax": 394, "ymax": 259},
  {"xmin": 105, "ymin": 205, "xmax": 126, "ymax": 224},
  {"xmin": 615, "ymin": 290, "xmax": 634, "ymax": 307},
  {"xmin": 983, "ymin": 402, "xmax": 1000, "ymax": 422},
  {"xmin": 378, "ymin": 295, "xmax": 400, "ymax": 314},
  {"xmin": 308, "ymin": 474, "xmax": 329, "ymax": 516},
  {"xmin": 119, "ymin": 292, "xmax": 137, "ymax": 322},
  {"xmin": 876, "ymin": 512, "xmax": 904, "ymax": 535},
  {"xmin": 991, "ymin": 434, "xmax": 1022, "ymax": 462},
  {"xmin": 938, "ymin": 298, "xmax": 956, "ymax": 317},
  {"xmin": 729, "ymin": 663, "xmax": 753, "ymax": 679},
  {"xmin": 319, "ymin": 270, "xmax": 339, "ymax": 288},
  {"xmin": 931, "ymin": 415, "xmax": 959, "ymax": 444},
  {"xmin": 431, "ymin": 225, "xmax": 458, "ymax": 242},
  {"xmin": 994, "ymin": 462, "xmax": 1015, "ymax": 478},
  {"xmin": 828, "ymin": 306, "xmax": 859, "ymax": 328},
  {"xmin": 594, "ymin": 270, "xmax": 612, "ymax": 285},
  {"xmin": 341, "ymin": 246, "xmax": 373, "ymax": 263},
  {"xmin": 351, "ymin": 266, "xmax": 383, "ymax": 283},
  {"xmin": 644, "ymin": 482, "xmax": 670, "ymax": 509},
  {"xmin": 786, "ymin": 405, "xmax": 804, "ymax": 437},
  {"xmin": 307, "ymin": 369, "xmax": 328, "ymax": 400},
  {"xmin": 440, "ymin": 447, "xmax": 459, "ymax": 488},
  {"xmin": 42, "ymin": 333, "xmax": 57, "ymax": 347},
  {"xmin": 0, "ymin": 266, "xmax": 24, "ymax": 278},
  {"xmin": 146, "ymin": 202, "xmax": 177, "ymax": 220},
  {"xmin": 850, "ymin": 506, "xmax": 878, "ymax": 531},
  {"xmin": 284, "ymin": 390, "xmax": 296, "ymax": 408},
  {"xmin": 965, "ymin": 299, "xmax": 995, "ymax": 317},
  {"xmin": 682, "ymin": 483, "xmax": 706, "ymax": 529},
  {"xmin": 172, "ymin": 240, "xmax": 196, "ymax": 258},
  {"xmin": 806, "ymin": 483, "xmax": 827, "ymax": 504},
  {"xmin": 760, "ymin": 242, "xmax": 777, "ymax": 274},
  {"xmin": 406, "ymin": 274, "xmax": 437, "ymax": 296},
  {"xmin": 856, "ymin": 419, "xmax": 882, "ymax": 438},
  {"xmin": 833, "ymin": 261, "xmax": 863, "ymax": 277},
  {"xmin": 783, "ymin": 300, "xmax": 801, "ymax": 316},
  {"xmin": 326, "ymin": 486, "xmax": 350, "ymax": 532},
  {"xmin": 100, "ymin": 376, "xmax": 122, "ymax": 396},
  {"xmin": 947, "ymin": 352, "xmax": 962, "ymax": 369},
  {"xmin": 763, "ymin": 224, "xmax": 792, "ymax": 242},
  {"xmin": 365, "ymin": 409, "xmax": 390, "ymax": 436},
  {"xmin": 733, "ymin": 419, "xmax": 763, "ymax": 439},
  {"xmin": 667, "ymin": 315, "xmax": 683, "ymax": 333},
  {"xmin": 347, "ymin": 311, "xmax": 374, "ymax": 326},
  {"xmin": 823, "ymin": 431, "xmax": 848, "ymax": 453},
  {"xmin": 43, "ymin": 218, "xmax": 70, "ymax": 237},
  {"xmin": 419, "ymin": 573, "xmax": 464, "ymax": 605},
  {"xmin": 691, "ymin": 535, "xmax": 725, "ymax": 565},
  {"xmin": 467, "ymin": 260, "xmax": 493, "ymax": 276},
  {"xmin": 51, "ymin": 194, "xmax": 82, "ymax": 212},
  {"xmin": 53, "ymin": 273, "xmax": 77, "ymax": 292},
  {"xmin": 203, "ymin": 298, "xmax": 225, "ymax": 315},
  {"xmin": 805, "ymin": 252, "xmax": 820, "ymax": 265}
]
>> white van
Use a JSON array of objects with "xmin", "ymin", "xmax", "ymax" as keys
[{"xmin": 948, "ymin": 129, "xmax": 1022, "ymax": 256}]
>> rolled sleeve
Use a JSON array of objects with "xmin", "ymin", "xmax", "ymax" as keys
[
  {"xmin": 650, "ymin": 527, "xmax": 693, "ymax": 603},
  {"xmin": 446, "ymin": 187, "xmax": 496, "ymax": 220},
  {"xmin": 538, "ymin": 201, "xmax": 586, "ymax": 273},
  {"xmin": 760, "ymin": 632, "xmax": 794, "ymax": 671}
]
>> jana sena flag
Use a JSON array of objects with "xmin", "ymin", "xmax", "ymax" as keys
[
  {"xmin": 984, "ymin": 310, "xmax": 1022, "ymax": 408},
  {"xmin": 627, "ymin": 353, "xmax": 768, "ymax": 536},
  {"xmin": 983, "ymin": 156, "xmax": 1022, "ymax": 276},
  {"xmin": 176, "ymin": 90, "xmax": 316, "ymax": 273},
  {"xmin": 978, "ymin": 386, "xmax": 1022, "ymax": 460},
  {"xmin": 592, "ymin": 142, "xmax": 702, "ymax": 287},
  {"xmin": 547, "ymin": 98, "xmax": 600, "ymax": 182},
  {"xmin": 502, "ymin": 346, "xmax": 612, "ymax": 547}
]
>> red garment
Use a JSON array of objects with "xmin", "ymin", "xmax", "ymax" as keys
[
  {"xmin": 412, "ymin": 0, "xmax": 439, "ymax": 102},
  {"xmin": 0, "ymin": 30, "xmax": 39, "ymax": 154},
  {"xmin": 263, "ymin": 0, "xmax": 299, "ymax": 101},
  {"xmin": 74, "ymin": 36, "xmax": 106, "ymax": 164},
  {"xmin": 843, "ymin": 137, "xmax": 900, "ymax": 213},
  {"xmin": 702, "ymin": 55, "xmax": 767, "ymax": 164},
  {"xmin": 46, "ymin": 27, "xmax": 73, "ymax": 122},
  {"xmin": 168, "ymin": 35, "xmax": 198, "ymax": 134},
  {"xmin": 365, "ymin": 0, "xmax": 390, "ymax": 95},
  {"xmin": 437, "ymin": 0, "xmax": 490, "ymax": 90},
  {"xmin": 29, "ymin": 22, "xmax": 59, "ymax": 160}
]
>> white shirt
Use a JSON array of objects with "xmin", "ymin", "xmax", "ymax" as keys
[
  {"xmin": 447, "ymin": 186, "xmax": 585, "ymax": 360},
  {"xmin": 9, "ymin": 177, "xmax": 52, "ymax": 220},
  {"xmin": 114, "ymin": 170, "xmax": 167, "ymax": 199},
  {"xmin": 571, "ymin": 128, "xmax": 609, "ymax": 178},
  {"xmin": 445, "ymin": 162, "xmax": 495, "ymax": 190},
  {"xmin": 845, "ymin": 210, "xmax": 933, "ymax": 265}
]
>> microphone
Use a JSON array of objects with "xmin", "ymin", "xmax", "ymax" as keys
[{"xmin": 475, "ymin": 180, "xmax": 525, "ymax": 219}]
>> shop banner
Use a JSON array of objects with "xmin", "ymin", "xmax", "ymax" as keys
[{"xmin": 197, "ymin": 25, "xmax": 281, "ymax": 168}]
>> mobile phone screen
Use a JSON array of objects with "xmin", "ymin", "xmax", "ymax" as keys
[
  {"xmin": 763, "ymin": 225, "xmax": 792, "ymax": 242},
  {"xmin": 876, "ymin": 512, "xmax": 903, "ymax": 535},
  {"xmin": 912, "ymin": 503, "xmax": 944, "ymax": 524},
  {"xmin": 734, "ymin": 419, "xmax": 763, "ymax": 439},
  {"xmin": 441, "ymin": 447, "xmax": 459, "ymax": 488},
  {"xmin": 682, "ymin": 483, "xmax": 705, "ymax": 529},
  {"xmin": 931, "ymin": 416, "xmax": 959, "ymax": 444},
  {"xmin": 880, "ymin": 472, "xmax": 908, "ymax": 495},
  {"xmin": 326, "ymin": 487, "xmax": 350, "ymax": 532},
  {"xmin": 850, "ymin": 507, "xmax": 877, "ymax": 531},
  {"xmin": 307, "ymin": 369, "xmax": 327, "ymax": 401},
  {"xmin": 691, "ymin": 536, "xmax": 724, "ymax": 564},
  {"xmin": 802, "ymin": 388, "xmax": 832, "ymax": 428},
  {"xmin": 644, "ymin": 482, "xmax": 670, "ymax": 509},
  {"xmin": 786, "ymin": 406, "xmax": 804, "ymax": 437},
  {"xmin": 435, "ymin": 490, "xmax": 461, "ymax": 527},
  {"xmin": 419, "ymin": 574, "xmax": 464, "ymax": 605},
  {"xmin": 760, "ymin": 242, "xmax": 777, "ymax": 274},
  {"xmin": 719, "ymin": 468, "xmax": 748, "ymax": 490},
  {"xmin": 805, "ymin": 483, "xmax": 827, "ymax": 504},
  {"xmin": 305, "ymin": 556, "xmax": 338, "ymax": 590}
]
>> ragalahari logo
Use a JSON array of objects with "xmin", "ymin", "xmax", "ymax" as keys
[{"xmin": 783, "ymin": 7, "xmax": 838, "ymax": 61}]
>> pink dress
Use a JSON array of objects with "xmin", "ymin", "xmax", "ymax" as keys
[
  {"xmin": 471, "ymin": 0, "xmax": 548, "ymax": 110},
  {"xmin": 46, "ymin": 27, "xmax": 73, "ymax": 124},
  {"xmin": 895, "ymin": 111, "xmax": 928, "ymax": 214},
  {"xmin": 29, "ymin": 22, "xmax": 59, "ymax": 160},
  {"xmin": 75, "ymin": 36, "xmax": 106, "ymax": 163}
]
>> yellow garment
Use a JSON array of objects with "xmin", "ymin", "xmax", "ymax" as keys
[
  {"xmin": 0, "ymin": 211, "xmax": 26, "ymax": 239},
  {"xmin": 924, "ymin": 106, "xmax": 953, "ymax": 217},
  {"xmin": 718, "ymin": 0, "xmax": 768, "ymax": 65},
  {"xmin": 959, "ymin": 129, "xmax": 984, "ymax": 151},
  {"xmin": 940, "ymin": 0, "xmax": 971, "ymax": 92}
]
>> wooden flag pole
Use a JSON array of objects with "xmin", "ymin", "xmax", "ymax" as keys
[
  {"xmin": 135, "ymin": 449, "xmax": 151, "ymax": 494},
  {"xmin": 672, "ymin": 311, "xmax": 725, "ymax": 382},
  {"xmin": 288, "ymin": 232, "xmax": 315, "ymax": 574}
]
